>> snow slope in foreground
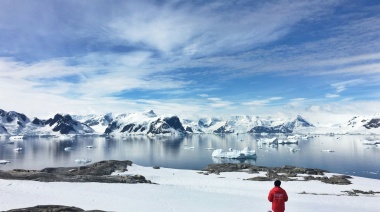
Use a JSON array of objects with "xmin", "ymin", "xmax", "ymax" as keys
[{"xmin": 0, "ymin": 165, "xmax": 379, "ymax": 212}]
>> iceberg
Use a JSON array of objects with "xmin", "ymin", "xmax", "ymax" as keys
[
  {"xmin": 64, "ymin": 147, "xmax": 73, "ymax": 151},
  {"xmin": 13, "ymin": 147, "xmax": 22, "ymax": 152},
  {"xmin": 0, "ymin": 160, "xmax": 10, "ymax": 164},
  {"xmin": 9, "ymin": 135, "xmax": 24, "ymax": 140},
  {"xmin": 212, "ymin": 147, "xmax": 256, "ymax": 159},
  {"xmin": 258, "ymin": 137, "xmax": 278, "ymax": 145},
  {"xmin": 59, "ymin": 135, "xmax": 75, "ymax": 141}
]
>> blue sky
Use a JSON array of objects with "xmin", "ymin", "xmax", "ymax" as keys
[{"xmin": 1, "ymin": 0, "xmax": 380, "ymax": 123}]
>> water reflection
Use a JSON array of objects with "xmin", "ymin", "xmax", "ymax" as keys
[
  {"xmin": 0, "ymin": 134, "xmax": 379, "ymax": 179},
  {"xmin": 212, "ymin": 157, "xmax": 256, "ymax": 165}
]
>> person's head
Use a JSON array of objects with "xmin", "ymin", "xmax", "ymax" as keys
[{"xmin": 274, "ymin": 180, "xmax": 281, "ymax": 187}]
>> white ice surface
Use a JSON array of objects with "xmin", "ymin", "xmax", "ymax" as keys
[{"xmin": 0, "ymin": 165, "xmax": 379, "ymax": 212}]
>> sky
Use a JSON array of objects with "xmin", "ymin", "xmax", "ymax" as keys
[{"xmin": 0, "ymin": 0, "xmax": 380, "ymax": 123}]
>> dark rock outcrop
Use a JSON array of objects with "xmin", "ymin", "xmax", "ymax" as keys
[
  {"xmin": 185, "ymin": 126, "xmax": 193, "ymax": 133},
  {"xmin": 203, "ymin": 163, "xmax": 350, "ymax": 185},
  {"xmin": 364, "ymin": 117, "xmax": 380, "ymax": 129},
  {"xmin": 147, "ymin": 116, "xmax": 186, "ymax": 135},
  {"xmin": 5, "ymin": 205, "xmax": 105, "ymax": 212},
  {"xmin": 0, "ymin": 160, "xmax": 152, "ymax": 184},
  {"xmin": 213, "ymin": 124, "xmax": 234, "ymax": 134},
  {"xmin": 104, "ymin": 121, "xmax": 119, "ymax": 134}
]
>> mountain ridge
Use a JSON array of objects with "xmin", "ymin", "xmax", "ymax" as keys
[{"xmin": 0, "ymin": 109, "xmax": 379, "ymax": 136}]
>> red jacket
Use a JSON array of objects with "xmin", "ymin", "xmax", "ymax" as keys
[{"xmin": 268, "ymin": 186, "xmax": 288, "ymax": 212}]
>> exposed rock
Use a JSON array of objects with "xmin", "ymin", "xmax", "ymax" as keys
[
  {"xmin": 147, "ymin": 116, "xmax": 186, "ymax": 134},
  {"xmin": 5, "ymin": 205, "xmax": 105, "ymax": 212},
  {"xmin": 213, "ymin": 124, "xmax": 234, "ymax": 134},
  {"xmin": 203, "ymin": 163, "xmax": 349, "ymax": 185},
  {"xmin": 342, "ymin": 189, "xmax": 380, "ymax": 196},
  {"xmin": 121, "ymin": 123, "xmax": 135, "ymax": 133},
  {"xmin": 320, "ymin": 175, "xmax": 352, "ymax": 185},
  {"xmin": 185, "ymin": 126, "xmax": 193, "ymax": 133},
  {"xmin": 0, "ymin": 160, "xmax": 152, "ymax": 184},
  {"xmin": 364, "ymin": 118, "xmax": 380, "ymax": 129}
]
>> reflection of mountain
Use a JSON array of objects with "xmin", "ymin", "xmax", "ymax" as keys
[{"xmin": 1, "ymin": 108, "xmax": 380, "ymax": 135}]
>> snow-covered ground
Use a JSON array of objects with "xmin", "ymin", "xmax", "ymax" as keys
[{"xmin": 0, "ymin": 165, "xmax": 378, "ymax": 212}]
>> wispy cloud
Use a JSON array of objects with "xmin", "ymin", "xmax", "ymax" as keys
[
  {"xmin": 325, "ymin": 93, "xmax": 340, "ymax": 98},
  {"xmin": 198, "ymin": 94, "xmax": 209, "ymax": 98},
  {"xmin": 243, "ymin": 97, "xmax": 283, "ymax": 106},
  {"xmin": 0, "ymin": 0, "xmax": 380, "ymax": 121}
]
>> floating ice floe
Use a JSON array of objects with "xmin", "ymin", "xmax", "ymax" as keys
[
  {"xmin": 75, "ymin": 158, "xmax": 92, "ymax": 164},
  {"xmin": 212, "ymin": 147, "xmax": 256, "ymax": 159},
  {"xmin": 258, "ymin": 137, "xmax": 278, "ymax": 145},
  {"xmin": 362, "ymin": 140, "xmax": 380, "ymax": 145},
  {"xmin": 0, "ymin": 160, "xmax": 10, "ymax": 164},
  {"xmin": 59, "ymin": 135, "xmax": 75, "ymax": 141},
  {"xmin": 14, "ymin": 147, "xmax": 22, "ymax": 152},
  {"xmin": 9, "ymin": 135, "xmax": 24, "ymax": 140}
]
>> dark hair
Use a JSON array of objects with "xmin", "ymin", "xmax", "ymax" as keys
[{"xmin": 274, "ymin": 180, "xmax": 281, "ymax": 187}]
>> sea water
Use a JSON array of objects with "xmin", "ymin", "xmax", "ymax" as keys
[{"xmin": 0, "ymin": 134, "xmax": 379, "ymax": 179}]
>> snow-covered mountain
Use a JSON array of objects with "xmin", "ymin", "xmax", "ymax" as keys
[
  {"xmin": 182, "ymin": 115, "xmax": 314, "ymax": 134},
  {"xmin": 333, "ymin": 114, "xmax": 380, "ymax": 134},
  {"xmin": 0, "ymin": 109, "xmax": 94, "ymax": 135},
  {"xmin": 72, "ymin": 113, "xmax": 113, "ymax": 133},
  {"xmin": 1, "ymin": 108, "xmax": 380, "ymax": 136},
  {"xmin": 0, "ymin": 109, "xmax": 31, "ymax": 135},
  {"xmin": 104, "ymin": 110, "xmax": 186, "ymax": 135},
  {"xmin": 0, "ymin": 124, "xmax": 8, "ymax": 134},
  {"xmin": 32, "ymin": 114, "xmax": 94, "ymax": 134}
]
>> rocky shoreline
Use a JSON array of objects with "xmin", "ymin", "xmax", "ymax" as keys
[
  {"xmin": 5, "ymin": 205, "xmax": 106, "ymax": 212},
  {"xmin": 202, "ymin": 163, "xmax": 352, "ymax": 185},
  {"xmin": 0, "ymin": 160, "xmax": 353, "ymax": 185},
  {"xmin": 0, "ymin": 160, "xmax": 151, "ymax": 184}
]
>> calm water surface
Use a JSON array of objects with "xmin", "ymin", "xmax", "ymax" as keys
[{"xmin": 0, "ymin": 134, "xmax": 379, "ymax": 179}]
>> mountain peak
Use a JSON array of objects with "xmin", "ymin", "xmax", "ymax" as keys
[{"xmin": 144, "ymin": 110, "xmax": 157, "ymax": 118}]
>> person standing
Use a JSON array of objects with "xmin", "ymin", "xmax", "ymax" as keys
[{"xmin": 268, "ymin": 180, "xmax": 288, "ymax": 212}]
